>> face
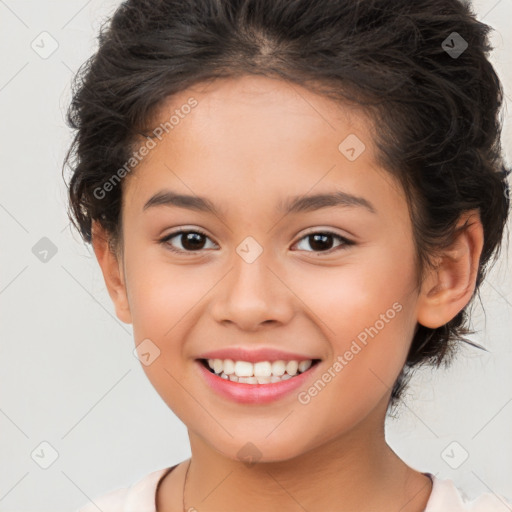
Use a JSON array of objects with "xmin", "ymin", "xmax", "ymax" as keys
[{"xmin": 99, "ymin": 75, "xmax": 429, "ymax": 462}]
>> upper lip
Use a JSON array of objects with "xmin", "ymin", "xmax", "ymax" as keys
[{"xmin": 196, "ymin": 347, "xmax": 320, "ymax": 363}]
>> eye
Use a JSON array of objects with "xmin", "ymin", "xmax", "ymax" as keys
[
  {"xmin": 159, "ymin": 228, "xmax": 355, "ymax": 255},
  {"xmin": 293, "ymin": 231, "xmax": 354, "ymax": 254},
  {"xmin": 159, "ymin": 229, "xmax": 217, "ymax": 255}
]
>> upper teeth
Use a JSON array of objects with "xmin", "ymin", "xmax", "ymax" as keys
[{"xmin": 207, "ymin": 359, "xmax": 312, "ymax": 377}]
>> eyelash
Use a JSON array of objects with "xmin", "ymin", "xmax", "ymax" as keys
[{"xmin": 158, "ymin": 228, "xmax": 355, "ymax": 256}]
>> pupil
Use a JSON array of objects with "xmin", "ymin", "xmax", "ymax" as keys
[
  {"xmin": 183, "ymin": 232, "xmax": 205, "ymax": 250},
  {"xmin": 310, "ymin": 233, "xmax": 332, "ymax": 251}
]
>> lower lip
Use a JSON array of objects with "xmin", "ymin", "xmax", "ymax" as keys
[{"xmin": 196, "ymin": 360, "xmax": 320, "ymax": 404}]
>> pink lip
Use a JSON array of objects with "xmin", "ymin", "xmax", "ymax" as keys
[
  {"xmin": 196, "ymin": 347, "xmax": 318, "ymax": 363},
  {"xmin": 196, "ymin": 359, "xmax": 321, "ymax": 404}
]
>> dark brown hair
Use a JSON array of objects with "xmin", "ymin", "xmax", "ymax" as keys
[{"xmin": 64, "ymin": 0, "xmax": 510, "ymax": 412}]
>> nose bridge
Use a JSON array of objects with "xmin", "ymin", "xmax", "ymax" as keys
[{"xmin": 211, "ymin": 236, "xmax": 293, "ymax": 329}]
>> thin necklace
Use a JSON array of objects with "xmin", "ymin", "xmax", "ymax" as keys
[
  {"xmin": 180, "ymin": 459, "xmax": 432, "ymax": 511},
  {"xmin": 182, "ymin": 458, "xmax": 191, "ymax": 512}
]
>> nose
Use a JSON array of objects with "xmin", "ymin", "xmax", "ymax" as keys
[{"xmin": 210, "ymin": 251, "xmax": 295, "ymax": 332}]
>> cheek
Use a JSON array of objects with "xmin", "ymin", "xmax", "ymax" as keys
[
  {"xmin": 295, "ymin": 242, "xmax": 416, "ymax": 339},
  {"xmin": 123, "ymin": 254, "xmax": 199, "ymax": 416},
  {"xmin": 124, "ymin": 247, "xmax": 213, "ymax": 339},
  {"xmin": 293, "ymin": 245, "xmax": 417, "ymax": 391},
  {"xmin": 291, "ymin": 292, "xmax": 414, "ymax": 443}
]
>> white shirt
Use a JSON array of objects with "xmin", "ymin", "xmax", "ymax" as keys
[{"xmin": 75, "ymin": 467, "xmax": 512, "ymax": 512}]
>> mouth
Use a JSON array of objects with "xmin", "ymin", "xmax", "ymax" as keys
[{"xmin": 198, "ymin": 357, "xmax": 322, "ymax": 384}]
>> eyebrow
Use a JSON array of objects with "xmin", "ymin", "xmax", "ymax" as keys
[{"xmin": 143, "ymin": 189, "xmax": 376, "ymax": 216}]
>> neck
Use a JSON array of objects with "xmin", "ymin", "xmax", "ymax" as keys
[{"xmin": 181, "ymin": 410, "xmax": 431, "ymax": 512}]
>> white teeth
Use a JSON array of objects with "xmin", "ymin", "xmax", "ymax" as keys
[
  {"xmin": 223, "ymin": 359, "xmax": 235, "ymax": 375},
  {"xmin": 271, "ymin": 360, "xmax": 286, "ymax": 376},
  {"xmin": 239, "ymin": 376, "xmax": 258, "ymax": 384},
  {"xmin": 298, "ymin": 360, "xmax": 312, "ymax": 373},
  {"xmin": 254, "ymin": 361, "xmax": 272, "ymax": 377},
  {"xmin": 234, "ymin": 361, "xmax": 253, "ymax": 377},
  {"xmin": 205, "ymin": 358, "xmax": 315, "ymax": 384},
  {"xmin": 213, "ymin": 359, "xmax": 223, "ymax": 374},
  {"xmin": 286, "ymin": 360, "xmax": 298, "ymax": 376}
]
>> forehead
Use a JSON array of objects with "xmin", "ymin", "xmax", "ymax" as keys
[
  {"xmin": 125, "ymin": 75, "xmax": 406, "ymax": 222},
  {"xmin": 152, "ymin": 74, "xmax": 370, "ymax": 147}
]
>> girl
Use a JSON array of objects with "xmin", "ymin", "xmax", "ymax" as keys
[{"xmin": 65, "ymin": 0, "xmax": 511, "ymax": 510}]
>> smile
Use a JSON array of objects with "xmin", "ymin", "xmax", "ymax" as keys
[
  {"xmin": 197, "ymin": 357, "xmax": 322, "ymax": 404},
  {"xmin": 202, "ymin": 358, "xmax": 317, "ymax": 384}
]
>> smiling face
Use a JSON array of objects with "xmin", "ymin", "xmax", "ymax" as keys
[{"xmin": 95, "ymin": 75, "xmax": 426, "ymax": 461}]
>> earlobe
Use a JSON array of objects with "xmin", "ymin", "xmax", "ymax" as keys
[
  {"xmin": 91, "ymin": 221, "xmax": 132, "ymax": 325},
  {"xmin": 416, "ymin": 209, "xmax": 484, "ymax": 329}
]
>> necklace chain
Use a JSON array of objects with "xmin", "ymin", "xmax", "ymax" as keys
[
  {"xmin": 182, "ymin": 458, "xmax": 191, "ymax": 512},
  {"xmin": 180, "ymin": 458, "xmax": 433, "ymax": 511}
]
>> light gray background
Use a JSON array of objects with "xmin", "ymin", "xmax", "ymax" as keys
[{"xmin": 0, "ymin": 1, "xmax": 511, "ymax": 511}]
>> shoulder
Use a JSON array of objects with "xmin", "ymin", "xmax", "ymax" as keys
[
  {"xmin": 74, "ymin": 466, "xmax": 174, "ymax": 512},
  {"xmin": 75, "ymin": 487, "xmax": 128, "ymax": 512},
  {"xmin": 425, "ymin": 474, "xmax": 512, "ymax": 512}
]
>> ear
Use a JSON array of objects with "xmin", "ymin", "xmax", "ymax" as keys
[
  {"xmin": 416, "ymin": 209, "xmax": 484, "ymax": 329},
  {"xmin": 91, "ymin": 221, "xmax": 132, "ymax": 324}
]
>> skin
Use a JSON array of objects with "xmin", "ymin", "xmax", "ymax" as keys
[{"xmin": 92, "ymin": 75, "xmax": 484, "ymax": 512}]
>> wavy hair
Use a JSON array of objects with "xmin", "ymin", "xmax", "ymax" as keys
[{"xmin": 63, "ymin": 0, "xmax": 511, "ymax": 412}]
